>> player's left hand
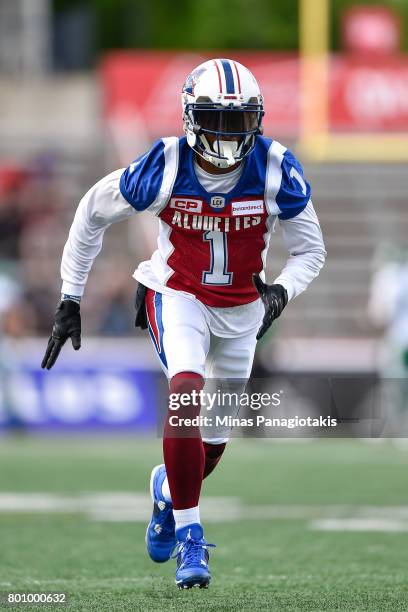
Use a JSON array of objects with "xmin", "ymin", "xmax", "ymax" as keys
[{"xmin": 252, "ymin": 274, "xmax": 288, "ymax": 340}]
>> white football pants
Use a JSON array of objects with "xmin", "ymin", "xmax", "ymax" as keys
[{"xmin": 145, "ymin": 289, "xmax": 261, "ymax": 443}]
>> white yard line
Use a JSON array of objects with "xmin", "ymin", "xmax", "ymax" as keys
[
  {"xmin": 1, "ymin": 493, "xmax": 408, "ymax": 531},
  {"xmin": 0, "ymin": 493, "xmax": 240, "ymax": 522}
]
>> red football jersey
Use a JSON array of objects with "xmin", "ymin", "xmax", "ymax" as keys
[{"xmin": 120, "ymin": 136, "xmax": 310, "ymax": 307}]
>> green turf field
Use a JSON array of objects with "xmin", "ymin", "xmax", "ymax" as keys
[{"xmin": 0, "ymin": 437, "xmax": 408, "ymax": 611}]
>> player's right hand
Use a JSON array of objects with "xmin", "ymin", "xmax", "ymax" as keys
[
  {"xmin": 134, "ymin": 282, "xmax": 148, "ymax": 329},
  {"xmin": 41, "ymin": 300, "xmax": 81, "ymax": 370}
]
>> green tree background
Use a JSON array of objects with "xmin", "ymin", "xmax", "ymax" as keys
[{"xmin": 53, "ymin": 0, "xmax": 408, "ymax": 55}]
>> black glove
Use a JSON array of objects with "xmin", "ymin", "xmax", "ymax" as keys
[
  {"xmin": 41, "ymin": 299, "xmax": 81, "ymax": 370},
  {"xmin": 253, "ymin": 274, "xmax": 288, "ymax": 340},
  {"xmin": 134, "ymin": 282, "xmax": 148, "ymax": 329}
]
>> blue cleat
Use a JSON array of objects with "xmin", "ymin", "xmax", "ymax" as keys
[
  {"xmin": 145, "ymin": 464, "xmax": 176, "ymax": 563},
  {"xmin": 173, "ymin": 523, "xmax": 215, "ymax": 589}
]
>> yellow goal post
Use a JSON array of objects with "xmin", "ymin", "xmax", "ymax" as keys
[{"xmin": 298, "ymin": 0, "xmax": 408, "ymax": 161}]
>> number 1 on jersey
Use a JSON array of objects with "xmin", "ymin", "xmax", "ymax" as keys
[{"xmin": 202, "ymin": 231, "xmax": 233, "ymax": 285}]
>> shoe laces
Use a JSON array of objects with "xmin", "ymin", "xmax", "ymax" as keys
[{"xmin": 171, "ymin": 536, "xmax": 216, "ymax": 563}]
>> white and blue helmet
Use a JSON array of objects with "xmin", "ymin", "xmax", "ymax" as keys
[{"xmin": 182, "ymin": 59, "xmax": 264, "ymax": 168}]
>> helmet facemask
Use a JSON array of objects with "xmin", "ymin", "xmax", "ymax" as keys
[{"xmin": 184, "ymin": 99, "xmax": 264, "ymax": 168}]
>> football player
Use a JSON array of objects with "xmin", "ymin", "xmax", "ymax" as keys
[{"xmin": 42, "ymin": 59, "xmax": 326, "ymax": 589}]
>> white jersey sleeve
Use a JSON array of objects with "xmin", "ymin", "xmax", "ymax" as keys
[
  {"xmin": 273, "ymin": 200, "xmax": 326, "ymax": 301},
  {"xmin": 60, "ymin": 169, "xmax": 135, "ymax": 297},
  {"xmin": 60, "ymin": 137, "xmax": 179, "ymax": 298}
]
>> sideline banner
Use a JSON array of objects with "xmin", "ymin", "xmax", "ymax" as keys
[
  {"xmin": 0, "ymin": 338, "xmax": 161, "ymax": 432},
  {"xmin": 100, "ymin": 51, "xmax": 408, "ymax": 142}
]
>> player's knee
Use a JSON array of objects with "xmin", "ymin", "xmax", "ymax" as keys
[
  {"xmin": 168, "ymin": 371, "xmax": 204, "ymax": 424},
  {"xmin": 169, "ymin": 371, "xmax": 204, "ymax": 396}
]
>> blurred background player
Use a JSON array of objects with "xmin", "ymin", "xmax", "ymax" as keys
[{"xmin": 368, "ymin": 243, "xmax": 408, "ymax": 432}]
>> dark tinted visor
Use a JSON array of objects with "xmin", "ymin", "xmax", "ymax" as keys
[{"xmin": 195, "ymin": 109, "xmax": 259, "ymax": 133}]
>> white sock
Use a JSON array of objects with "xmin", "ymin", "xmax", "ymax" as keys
[
  {"xmin": 161, "ymin": 476, "xmax": 172, "ymax": 503},
  {"xmin": 173, "ymin": 506, "xmax": 200, "ymax": 531}
]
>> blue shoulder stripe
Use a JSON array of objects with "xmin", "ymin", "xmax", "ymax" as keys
[
  {"xmin": 276, "ymin": 149, "xmax": 311, "ymax": 220},
  {"xmin": 120, "ymin": 139, "xmax": 165, "ymax": 211}
]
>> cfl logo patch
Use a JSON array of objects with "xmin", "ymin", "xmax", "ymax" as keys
[
  {"xmin": 210, "ymin": 196, "xmax": 226, "ymax": 209},
  {"xmin": 170, "ymin": 198, "xmax": 202, "ymax": 213}
]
